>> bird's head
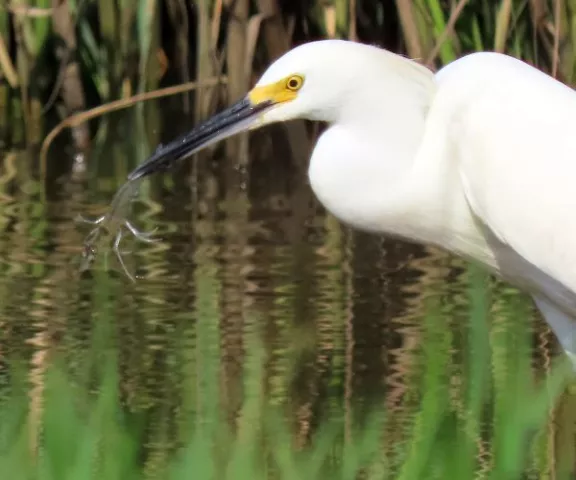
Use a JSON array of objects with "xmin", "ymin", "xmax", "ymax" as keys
[
  {"xmin": 128, "ymin": 40, "xmax": 434, "ymax": 180},
  {"xmin": 246, "ymin": 39, "xmax": 360, "ymax": 125}
]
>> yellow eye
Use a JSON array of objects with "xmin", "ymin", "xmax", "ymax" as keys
[{"xmin": 286, "ymin": 75, "xmax": 304, "ymax": 91}]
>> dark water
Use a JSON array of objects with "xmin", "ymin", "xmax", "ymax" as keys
[{"xmin": 0, "ymin": 104, "xmax": 575, "ymax": 476}]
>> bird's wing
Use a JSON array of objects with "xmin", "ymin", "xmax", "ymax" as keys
[{"xmin": 436, "ymin": 52, "xmax": 576, "ymax": 294}]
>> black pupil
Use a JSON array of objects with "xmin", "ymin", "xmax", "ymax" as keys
[{"xmin": 288, "ymin": 78, "xmax": 299, "ymax": 89}]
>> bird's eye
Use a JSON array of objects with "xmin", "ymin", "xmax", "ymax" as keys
[{"xmin": 286, "ymin": 75, "xmax": 304, "ymax": 91}]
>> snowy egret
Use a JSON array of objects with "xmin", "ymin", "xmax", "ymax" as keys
[{"xmin": 127, "ymin": 39, "xmax": 576, "ymax": 367}]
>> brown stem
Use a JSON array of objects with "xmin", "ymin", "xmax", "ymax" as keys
[
  {"xmin": 40, "ymin": 77, "xmax": 227, "ymax": 177},
  {"xmin": 51, "ymin": 0, "xmax": 90, "ymax": 152}
]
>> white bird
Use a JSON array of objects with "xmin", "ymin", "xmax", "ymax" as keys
[{"xmin": 128, "ymin": 39, "xmax": 576, "ymax": 367}]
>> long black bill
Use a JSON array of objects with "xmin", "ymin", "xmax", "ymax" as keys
[{"xmin": 128, "ymin": 97, "xmax": 272, "ymax": 181}]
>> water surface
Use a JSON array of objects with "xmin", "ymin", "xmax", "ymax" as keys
[{"xmin": 0, "ymin": 104, "xmax": 574, "ymax": 476}]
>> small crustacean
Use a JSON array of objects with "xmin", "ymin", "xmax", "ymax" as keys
[{"xmin": 77, "ymin": 178, "xmax": 160, "ymax": 281}]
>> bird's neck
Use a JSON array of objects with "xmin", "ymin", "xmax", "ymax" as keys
[
  {"xmin": 352, "ymin": 101, "xmax": 427, "ymax": 172},
  {"xmin": 308, "ymin": 84, "xmax": 495, "ymax": 273},
  {"xmin": 308, "ymin": 91, "xmax": 431, "ymax": 235}
]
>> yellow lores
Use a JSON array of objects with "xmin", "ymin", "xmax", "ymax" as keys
[{"xmin": 249, "ymin": 74, "xmax": 305, "ymax": 106}]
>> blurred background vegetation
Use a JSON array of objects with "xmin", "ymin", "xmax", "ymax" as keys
[
  {"xmin": 1, "ymin": 0, "xmax": 576, "ymax": 155},
  {"xmin": 1, "ymin": 0, "xmax": 576, "ymax": 479}
]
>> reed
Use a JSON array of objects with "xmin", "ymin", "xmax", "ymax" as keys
[{"xmin": 0, "ymin": 1, "xmax": 572, "ymax": 155}]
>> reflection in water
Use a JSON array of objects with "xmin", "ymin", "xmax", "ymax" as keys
[{"xmin": 0, "ymin": 107, "xmax": 573, "ymax": 476}]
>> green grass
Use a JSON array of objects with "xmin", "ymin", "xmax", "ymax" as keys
[{"xmin": 0, "ymin": 265, "xmax": 572, "ymax": 480}]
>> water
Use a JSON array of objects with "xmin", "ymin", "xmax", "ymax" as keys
[{"xmin": 0, "ymin": 105, "xmax": 575, "ymax": 477}]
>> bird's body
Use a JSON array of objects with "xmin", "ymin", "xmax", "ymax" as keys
[
  {"xmin": 305, "ymin": 42, "xmax": 576, "ymax": 364},
  {"xmin": 126, "ymin": 40, "xmax": 576, "ymax": 366},
  {"xmin": 308, "ymin": 44, "xmax": 576, "ymax": 301}
]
